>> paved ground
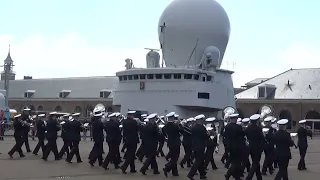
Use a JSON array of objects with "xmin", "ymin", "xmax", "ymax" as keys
[{"xmin": 0, "ymin": 137, "xmax": 320, "ymax": 180}]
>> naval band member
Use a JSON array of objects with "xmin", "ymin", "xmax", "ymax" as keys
[
  {"xmin": 8, "ymin": 114, "xmax": 25, "ymax": 158},
  {"xmin": 297, "ymin": 119, "xmax": 312, "ymax": 171},
  {"xmin": 89, "ymin": 110, "xmax": 105, "ymax": 166},
  {"xmin": 66, "ymin": 113, "xmax": 83, "ymax": 163},
  {"xmin": 273, "ymin": 119, "xmax": 295, "ymax": 180},
  {"xmin": 42, "ymin": 112, "xmax": 60, "ymax": 161},
  {"xmin": 261, "ymin": 116, "xmax": 275, "ymax": 175},
  {"xmin": 33, "ymin": 114, "xmax": 47, "ymax": 156},
  {"xmin": 120, "ymin": 111, "xmax": 139, "ymax": 173},
  {"xmin": 187, "ymin": 114, "xmax": 208, "ymax": 180}
]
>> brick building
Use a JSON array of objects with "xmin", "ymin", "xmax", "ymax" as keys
[{"xmin": 236, "ymin": 68, "xmax": 320, "ymax": 131}]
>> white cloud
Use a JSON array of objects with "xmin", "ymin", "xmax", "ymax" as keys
[{"xmin": 0, "ymin": 33, "xmax": 159, "ymax": 79}]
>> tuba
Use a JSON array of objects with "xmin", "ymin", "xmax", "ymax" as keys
[
  {"xmin": 223, "ymin": 106, "xmax": 236, "ymax": 120},
  {"xmin": 94, "ymin": 104, "xmax": 105, "ymax": 114},
  {"xmin": 260, "ymin": 105, "xmax": 273, "ymax": 127}
]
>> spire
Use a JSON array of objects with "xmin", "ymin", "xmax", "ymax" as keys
[{"xmin": 4, "ymin": 44, "xmax": 13, "ymax": 63}]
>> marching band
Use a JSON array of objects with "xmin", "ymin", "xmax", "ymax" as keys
[{"xmin": 6, "ymin": 104, "xmax": 313, "ymax": 180}]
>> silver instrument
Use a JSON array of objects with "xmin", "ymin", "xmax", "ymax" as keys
[
  {"xmin": 260, "ymin": 105, "xmax": 273, "ymax": 127},
  {"xmin": 223, "ymin": 106, "xmax": 236, "ymax": 120}
]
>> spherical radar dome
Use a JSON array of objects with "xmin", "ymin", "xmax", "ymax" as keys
[{"xmin": 158, "ymin": 0, "xmax": 230, "ymax": 68}]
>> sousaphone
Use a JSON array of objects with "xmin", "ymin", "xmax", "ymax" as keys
[
  {"xmin": 260, "ymin": 105, "xmax": 273, "ymax": 127},
  {"xmin": 223, "ymin": 106, "xmax": 236, "ymax": 120},
  {"xmin": 94, "ymin": 104, "xmax": 105, "ymax": 113}
]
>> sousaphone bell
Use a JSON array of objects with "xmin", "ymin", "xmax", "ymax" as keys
[{"xmin": 260, "ymin": 105, "xmax": 273, "ymax": 127}]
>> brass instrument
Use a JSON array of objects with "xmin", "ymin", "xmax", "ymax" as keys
[
  {"xmin": 260, "ymin": 105, "xmax": 274, "ymax": 127},
  {"xmin": 223, "ymin": 106, "xmax": 236, "ymax": 120}
]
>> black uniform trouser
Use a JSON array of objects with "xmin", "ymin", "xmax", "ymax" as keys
[
  {"xmin": 241, "ymin": 145, "xmax": 251, "ymax": 173},
  {"xmin": 121, "ymin": 142, "xmax": 127, "ymax": 152},
  {"xmin": 33, "ymin": 136, "xmax": 45, "ymax": 155},
  {"xmin": 204, "ymin": 148, "xmax": 217, "ymax": 169},
  {"xmin": 225, "ymin": 148, "xmax": 242, "ymax": 180},
  {"xmin": 103, "ymin": 142, "xmax": 120, "ymax": 168},
  {"xmin": 59, "ymin": 139, "xmax": 71, "ymax": 158},
  {"xmin": 66, "ymin": 141, "xmax": 82, "ymax": 162},
  {"xmin": 23, "ymin": 133, "xmax": 31, "ymax": 151},
  {"xmin": 298, "ymin": 146, "xmax": 307, "ymax": 169},
  {"xmin": 181, "ymin": 143, "xmax": 192, "ymax": 166},
  {"xmin": 140, "ymin": 148, "xmax": 159, "ymax": 173},
  {"xmin": 121, "ymin": 143, "xmax": 137, "ymax": 171},
  {"xmin": 89, "ymin": 141, "xmax": 103, "ymax": 164},
  {"xmin": 187, "ymin": 150, "xmax": 206, "ymax": 177},
  {"xmin": 274, "ymin": 158, "xmax": 289, "ymax": 180},
  {"xmin": 43, "ymin": 138, "xmax": 59, "ymax": 160},
  {"xmin": 221, "ymin": 142, "xmax": 229, "ymax": 163},
  {"xmin": 262, "ymin": 149, "xmax": 275, "ymax": 173},
  {"xmin": 246, "ymin": 150, "xmax": 262, "ymax": 180},
  {"xmin": 164, "ymin": 145, "xmax": 180, "ymax": 175},
  {"xmin": 136, "ymin": 142, "xmax": 145, "ymax": 160},
  {"xmin": 157, "ymin": 140, "xmax": 165, "ymax": 156},
  {"xmin": 8, "ymin": 136, "xmax": 24, "ymax": 156}
]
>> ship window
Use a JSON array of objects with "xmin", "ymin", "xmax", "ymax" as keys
[
  {"xmin": 140, "ymin": 74, "xmax": 146, "ymax": 79},
  {"xmin": 194, "ymin": 74, "xmax": 199, "ymax": 80},
  {"xmin": 174, "ymin": 74, "xmax": 181, "ymax": 79},
  {"xmin": 119, "ymin": 76, "xmax": 123, "ymax": 81},
  {"xmin": 198, "ymin": 92, "xmax": 210, "ymax": 99},
  {"xmin": 164, "ymin": 74, "xmax": 172, "ymax": 79},
  {"xmin": 155, "ymin": 74, "xmax": 162, "ymax": 79},
  {"xmin": 207, "ymin": 76, "xmax": 212, "ymax": 81},
  {"xmin": 184, "ymin": 74, "xmax": 192, "ymax": 79},
  {"xmin": 123, "ymin": 76, "xmax": 128, "ymax": 80},
  {"xmin": 202, "ymin": 77, "xmax": 205, "ymax": 82},
  {"xmin": 133, "ymin": 75, "xmax": 139, "ymax": 80},
  {"xmin": 147, "ymin": 74, "xmax": 154, "ymax": 79},
  {"xmin": 128, "ymin": 75, "xmax": 133, "ymax": 80}
]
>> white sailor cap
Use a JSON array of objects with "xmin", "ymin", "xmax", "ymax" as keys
[
  {"xmin": 242, "ymin": 118, "xmax": 250, "ymax": 123},
  {"xmin": 205, "ymin": 117, "xmax": 216, "ymax": 122},
  {"xmin": 147, "ymin": 113, "xmax": 157, "ymax": 119},
  {"xmin": 23, "ymin": 107, "xmax": 31, "ymax": 111},
  {"xmin": 72, "ymin": 113, "xmax": 80, "ymax": 116},
  {"xmin": 271, "ymin": 118, "xmax": 277, "ymax": 123},
  {"xmin": 187, "ymin": 117, "xmax": 195, "ymax": 122},
  {"xmin": 277, "ymin": 119, "xmax": 288, "ymax": 125},
  {"xmin": 194, "ymin": 114, "xmax": 205, "ymax": 120},
  {"xmin": 229, "ymin": 113, "xmax": 239, "ymax": 118},
  {"xmin": 250, "ymin": 114, "xmax": 260, "ymax": 121},
  {"xmin": 206, "ymin": 127, "xmax": 214, "ymax": 131},
  {"xmin": 144, "ymin": 118, "xmax": 149, "ymax": 122},
  {"xmin": 299, "ymin": 119, "xmax": 307, "ymax": 124},
  {"xmin": 14, "ymin": 114, "xmax": 21, "ymax": 118},
  {"xmin": 166, "ymin": 112, "xmax": 175, "ymax": 117},
  {"xmin": 108, "ymin": 113, "xmax": 117, "ymax": 118},
  {"xmin": 174, "ymin": 114, "xmax": 179, "ymax": 118},
  {"xmin": 236, "ymin": 118, "xmax": 242, "ymax": 125},
  {"xmin": 49, "ymin": 112, "xmax": 57, "ymax": 115},
  {"xmin": 115, "ymin": 112, "xmax": 121, "ymax": 117},
  {"xmin": 141, "ymin": 114, "xmax": 148, "ymax": 118},
  {"xmin": 264, "ymin": 116, "xmax": 273, "ymax": 122},
  {"xmin": 262, "ymin": 128, "xmax": 269, "ymax": 133},
  {"xmin": 38, "ymin": 114, "xmax": 45, "ymax": 117},
  {"xmin": 127, "ymin": 110, "xmax": 136, "ymax": 114}
]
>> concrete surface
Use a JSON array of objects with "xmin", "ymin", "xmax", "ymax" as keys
[{"xmin": 0, "ymin": 137, "xmax": 319, "ymax": 180}]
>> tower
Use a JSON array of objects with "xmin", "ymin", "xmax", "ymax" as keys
[{"xmin": 1, "ymin": 45, "xmax": 16, "ymax": 81}]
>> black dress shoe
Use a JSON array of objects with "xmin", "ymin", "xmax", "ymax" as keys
[
  {"xmin": 140, "ymin": 169, "xmax": 146, "ymax": 175},
  {"xmin": 163, "ymin": 168, "xmax": 168, "ymax": 177},
  {"xmin": 130, "ymin": 170, "xmax": 137, "ymax": 173}
]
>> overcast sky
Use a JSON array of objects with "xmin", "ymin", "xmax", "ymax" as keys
[{"xmin": 0, "ymin": 0, "xmax": 319, "ymax": 87}]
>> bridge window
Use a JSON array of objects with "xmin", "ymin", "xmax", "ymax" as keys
[
  {"xmin": 119, "ymin": 76, "xmax": 123, "ymax": 81},
  {"xmin": 164, "ymin": 74, "xmax": 172, "ymax": 79},
  {"xmin": 123, "ymin": 76, "xmax": 128, "ymax": 80},
  {"xmin": 155, "ymin": 74, "xmax": 162, "ymax": 79},
  {"xmin": 147, "ymin": 74, "xmax": 154, "ymax": 79},
  {"xmin": 128, "ymin": 75, "xmax": 133, "ymax": 80},
  {"xmin": 140, "ymin": 74, "xmax": 146, "ymax": 79},
  {"xmin": 184, "ymin": 74, "xmax": 192, "ymax": 79},
  {"xmin": 173, "ymin": 74, "xmax": 181, "ymax": 79},
  {"xmin": 194, "ymin": 74, "xmax": 199, "ymax": 80},
  {"xmin": 133, "ymin": 75, "xmax": 139, "ymax": 80}
]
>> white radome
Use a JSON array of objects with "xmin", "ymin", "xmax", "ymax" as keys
[{"xmin": 158, "ymin": 0, "xmax": 230, "ymax": 68}]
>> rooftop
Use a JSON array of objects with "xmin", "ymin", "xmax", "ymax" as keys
[
  {"xmin": 0, "ymin": 76, "xmax": 119, "ymax": 99},
  {"xmin": 236, "ymin": 68, "xmax": 320, "ymax": 99}
]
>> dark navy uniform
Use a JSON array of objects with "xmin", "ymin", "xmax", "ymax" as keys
[
  {"xmin": 66, "ymin": 120, "xmax": 83, "ymax": 163},
  {"xmin": 8, "ymin": 118, "xmax": 25, "ymax": 157},
  {"xmin": 297, "ymin": 126, "xmax": 312, "ymax": 170},
  {"xmin": 42, "ymin": 118, "xmax": 60, "ymax": 161},
  {"xmin": 33, "ymin": 118, "xmax": 47, "ymax": 155},
  {"xmin": 89, "ymin": 116, "xmax": 104, "ymax": 166}
]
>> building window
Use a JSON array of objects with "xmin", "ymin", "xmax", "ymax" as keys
[
  {"xmin": 173, "ymin": 74, "xmax": 181, "ymax": 79},
  {"xmin": 147, "ymin": 74, "xmax": 154, "ymax": 79},
  {"xmin": 133, "ymin": 75, "xmax": 139, "ymax": 80},
  {"xmin": 140, "ymin": 74, "xmax": 146, "ymax": 79},
  {"xmin": 55, "ymin": 106, "xmax": 62, "ymax": 112},
  {"xmin": 155, "ymin": 74, "xmax": 162, "ymax": 79},
  {"xmin": 100, "ymin": 91, "xmax": 111, "ymax": 98},
  {"xmin": 164, "ymin": 74, "xmax": 172, "ymax": 79},
  {"xmin": 74, "ymin": 106, "xmax": 82, "ymax": 113},
  {"xmin": 207, "ymin": 76, "xmax": 212, "ymax": 81},
  {"xmin": 184, "ymin": 74, "xmax": 192, "ymax": 79},
  {"xmin": 123, "ymin": 76, "xmax": 128, "ymax": 80},
  {"xmin": 194, "ymin": 74, "xmax": 199, "ymax": 80},
  {"xmin": 119, "ymin": 76, "xmax": 123, "ymax": 81},
  {"xmin": 37, "ymin": 105, "xmax": 43, "ymax": 111},
  {"xmin": 128, "ymin": 75, "xmax": 133, "ymax": 80},
  {"xmin": 258, "ymin": 87, "xmax": 266, "ymax": 98},
  {"xmin": 198, "ymin": 92, "xmax": 210, "ymax": 99}
]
